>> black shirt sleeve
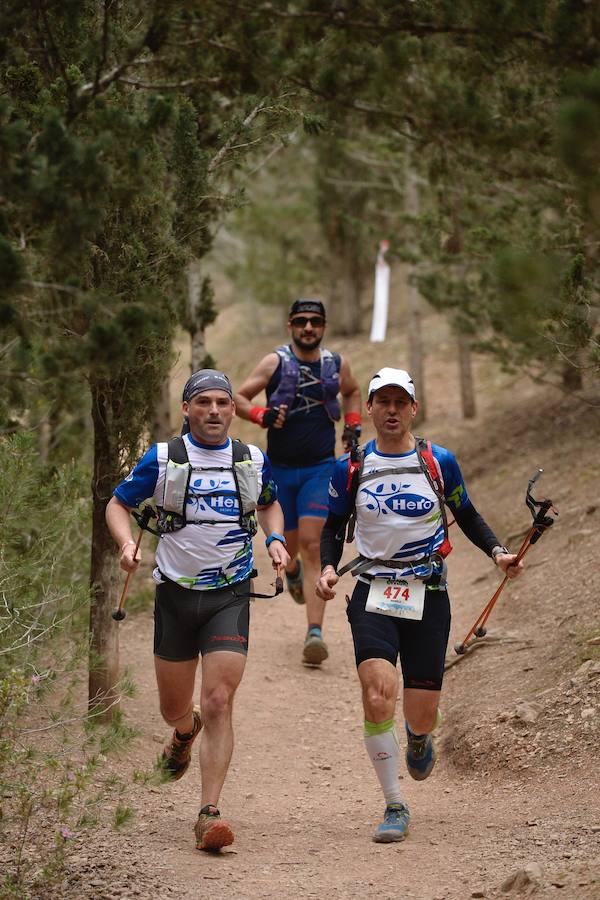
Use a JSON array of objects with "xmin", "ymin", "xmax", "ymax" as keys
[
  {"xmin": 320, "ymin": 511, "xmax": 347, "ymax": 571},
  {"xmin": 453, "ymin": 502, "xmax": 501, "ymax": 557}
]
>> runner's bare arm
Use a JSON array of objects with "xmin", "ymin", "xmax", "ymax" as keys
[
  {"xmin": 105, "ymin": 496, "xmax": 141, "ymax": 573},
  {"xmin": 339, "ymin": 357, "xmax": 361, "ymax": 415},
  {"xmin": 339, "ymin": 357, "xmax": 362, "ymax": 450},
  {"xmin": 233, "ymin": 353, "xmax": 287, "ymax": 428},
  {"xmin": 257, "ymin": 501, "xmax": 291, "ymax": 569}
]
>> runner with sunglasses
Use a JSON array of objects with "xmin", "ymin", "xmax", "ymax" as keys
[{"xmin": 235, "ymin": 299, "xmax": 361, "ymax": 666}]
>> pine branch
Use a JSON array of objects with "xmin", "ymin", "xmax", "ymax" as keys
[
  {"xmin": 117, "ymin": 75, "xmax": 222, "ymax": 90},
  {"xmin": 234, "ymin": 4, "xmax": 553, "ymax": 45},
  {"xmin": 207, "ymin": 99, "xmax": 271, "ymax": 175}
]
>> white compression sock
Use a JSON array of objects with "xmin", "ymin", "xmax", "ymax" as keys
[{"xmin": 363, "ymin": 718, "xmax": 404, "ymax": 807}]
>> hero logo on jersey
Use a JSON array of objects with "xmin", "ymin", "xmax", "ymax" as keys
[
  {"xmin": 385, "ymin": 493, "xmax": 434, "ymax": 517},
  {"xmin": 188, "ymin": 478, "xmax": 239, "ymax": 518},
  {"xmin": 362, "ymin": 481, "xmax": 435, "ymax": 519}
]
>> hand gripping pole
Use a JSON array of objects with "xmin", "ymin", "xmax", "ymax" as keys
[
  {"xmin": 454, "ymin": 470, "xmax": 557, "ymax": 655},
  {"xmin": 111, "ymin": 506, "xmax": 156, "ymax": 622}
]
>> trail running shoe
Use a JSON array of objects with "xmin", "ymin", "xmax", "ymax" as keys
[
  {"xmin": 161, "ymin": 708, "xmax": 202, "ymax": 781},
  {"xmin": 194, "ymin": 805, "xmax": 234, "ymax": 851},
  {"xmin": 405, "ymin": 723, "xmax": 437, "ymax": 781},
  {"xmin": 372, "ymin": 803, "xmax": 411, "ymax": 843},
  {"xmin": 302, "ymin": 627, "xmax": 329, "ymax": 666},
  {"xmin": 286, "ymin": 559, "xmax": 305, "ymax": 605}
]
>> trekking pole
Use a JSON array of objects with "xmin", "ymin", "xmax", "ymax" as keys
[
  {"xmin": 111, "ymin": 506, "xmax": 156, "ymax": 622},
  {"xmin": 248, "ymin": 563, "xmax": 284, "ymax": 600},
  {"xmin": 454, "ymin": 470, "xmax": 557, "ymax": 655}
]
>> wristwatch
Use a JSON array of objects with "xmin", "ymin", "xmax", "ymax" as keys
[
  {"xmin": 265, "ymin": 532, "xmax": 286, "ymax": 548},
  {"xmin": 491, "ymin": 545, "xmax": 509, "ymax": 560}
]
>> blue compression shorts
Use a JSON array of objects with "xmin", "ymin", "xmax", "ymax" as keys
[{"xmin": 271, "ymin": 458, "xmax": 335, "ymax": 532}]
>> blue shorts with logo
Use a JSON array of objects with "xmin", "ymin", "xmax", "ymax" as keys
[{"xmin": 271, "ymin": 458, "xmax": 335, "ymax": 532}]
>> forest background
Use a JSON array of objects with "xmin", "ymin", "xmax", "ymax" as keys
[{"xmin": 1, "ymin": 1, "xmax": 599, "ymax": 896}]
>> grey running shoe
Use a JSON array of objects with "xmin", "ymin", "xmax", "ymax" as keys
[
  {"xmin": 194, "ymin": 805, "xmax": 234, "ymax": 851},
  {"xmin": 161, "ymin": 708, "xmax": 202, "ymax": 781},
  {"xmin": 372, "ymin": 803, "xmax": 410, "ymax": 843},
  {"xmin": 286, "ymin": 559, "xmax": 305, "ymax": 604},
  {"xmin": 302, "ymin": 628, "xmax": 329, "ymax": 666}
]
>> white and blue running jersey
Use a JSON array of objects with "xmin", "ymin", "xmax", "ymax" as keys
[
  {"xmin": 114, "ymin": 435, "xmax": 277, "ymax": 590},
  {"xmin": 328, "ymin": 439, "xmax": 470, "ymax": 580}
]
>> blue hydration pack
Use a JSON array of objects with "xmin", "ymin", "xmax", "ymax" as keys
[{"xmin": 268, "ymin": 345, "xmax": 341, "ymax": 421}]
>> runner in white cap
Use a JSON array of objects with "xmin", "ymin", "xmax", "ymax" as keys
[{"xmin": 316, "ymin": 367, "xmax": 523, "ymax": 842}]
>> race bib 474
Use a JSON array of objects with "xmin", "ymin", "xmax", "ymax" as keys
[{"xmin": 365, "ymin": 578, "xmax": 425, "ymax": 621}]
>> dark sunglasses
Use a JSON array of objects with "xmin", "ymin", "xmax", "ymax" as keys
[{"xmin": 290, "ymin": 316, "xmax": 325, "ymax": 328}]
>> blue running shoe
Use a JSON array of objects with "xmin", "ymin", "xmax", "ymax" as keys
[
  {"xmin": 302, "ymin": 627, "xmax": 328, "ymax": 665},
  {"xmin": 405, "ymin": 723, "xmax": 437, "ymax": 781},
  {"xmin": 372, "ymin": 803, "xmax": 410, "ymax": 843}
]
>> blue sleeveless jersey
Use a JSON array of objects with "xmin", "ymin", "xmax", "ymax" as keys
[{"xmin": 266, "ymin": 349, "xmax": 341, "ymax": 467}]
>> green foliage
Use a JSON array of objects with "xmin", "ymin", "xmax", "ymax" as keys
[{"xmin": 0, "ymin": 434, "xmax": 136, "ymax": 894}]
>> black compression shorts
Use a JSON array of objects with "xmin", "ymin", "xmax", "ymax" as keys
[
  {"xmin": 153, "ymin": 577, "xmax": 251, "ymax": 662},
  {"xmin": 346, "ymin": 580, "xmax": 451, "ymax": 691}
]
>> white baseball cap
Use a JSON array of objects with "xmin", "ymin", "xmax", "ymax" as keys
[{"xmin": 368, "ymin": 367, "xmax": 416, "ymax": 401}]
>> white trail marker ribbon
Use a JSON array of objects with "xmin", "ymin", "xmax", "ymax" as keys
[{"xmin": 370, "ymin": 240, "xmax": 390, "ymax": 343}]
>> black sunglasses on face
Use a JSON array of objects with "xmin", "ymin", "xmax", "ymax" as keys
[{"xmin": 290, "ymin": 316, "xmax": 325, "ymax": 328}]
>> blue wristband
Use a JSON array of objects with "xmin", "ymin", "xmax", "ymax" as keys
[{"xmin": 265, "ymin": 532, "xmax": 286, "ymax": 548}]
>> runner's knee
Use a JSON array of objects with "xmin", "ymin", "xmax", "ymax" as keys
[
  {"xmin": 160, "ymin": 701, "xmax": 192, "ymax": 726},
  {"xmin": 362, "ymin": 680, "xmax": 397, "ymax": 721},
  {"xmin": 298, "ymin": 534, "xmax": 320, "ymax": 560},
  {"xmin": 201, "ymin": 682, "xmax": 236, "ymax": 721}
]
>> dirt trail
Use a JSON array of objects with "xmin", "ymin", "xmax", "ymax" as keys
[
  {"xmin": 58, "ymin": 328, "xmax": 600, "ymax": 900},
  {"xmin": 62, "ymin": 465, "xmax": 600, "ymax": 898}
]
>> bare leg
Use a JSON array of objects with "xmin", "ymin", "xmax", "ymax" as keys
[
  {"xmin": 199, "ymin": 650, "xmax": 246, "ymax": 808},
  {"xmin": 154, "ymin": 656, "xmax": 198, "ymax": 734},
  {"xmin": 297, "ymin": 515, "xmax": 326, "ymax": 628},
  {"xmin": 358, "ymin": 658, "xmax": 399, "ymax": 723},
  {"xmin": 403, "ymin": 688, "xmax": 441, "ymax": 734}
]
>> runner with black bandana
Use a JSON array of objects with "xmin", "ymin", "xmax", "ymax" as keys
[
  {"xmin": 106, "ymin": 369, "xmax": 289, "ymax": 851},
  {"xmin": 235, "ymin": 300, "xmax": 361, "ymax": 666}
]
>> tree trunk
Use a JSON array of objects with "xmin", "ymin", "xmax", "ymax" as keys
[
  {"xmin": 457, "ymin": 331, "xmax": 477, "ymax": 419},
  {"xmin": 89, "ymin": 377, "xmax": 120, "ymax": 721},
  {"xmin": 188, "ymin": 259, "xmax": 206, "ymax": 371},
  {"xmin": 561, "ymin": 359, "xmax": 583, "ymax": 391},
  {"xmin": 328, "ymin": 253, "xmax": 363, "ymax": 335},
  {"xmin": 152, "ymin": 377, "xmax": 172, "ymax": 442},
  {"xmin": 405, "ymin": 168, "xmax": 426, "ymax": 425}
]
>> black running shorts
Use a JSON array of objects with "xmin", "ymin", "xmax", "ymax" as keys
[
  {"xmin": 346, "ymin": 579, "xmax": 451, "ymax": 691},
  {"xmin": 153, "ymin": 577, "xmax": 251, "ymax": 662}
]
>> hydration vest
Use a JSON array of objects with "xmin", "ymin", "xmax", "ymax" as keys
[
  {"xmin": 337, "ymin": 437, "xmax": 452, "ymax": 578},
  {"xmin": 157, "ymin": 437, "xmax": 258, "ymax": 537},
  {"xmin": 268, "ymin": 345, "xmax": 341, "ymax": 421}
]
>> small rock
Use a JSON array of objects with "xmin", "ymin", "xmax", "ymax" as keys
[
  {"xmin": 501, "ymin": 862, "xmax": 542, "ymax": 893},
  {"xmin": 581, "ymin": 707, "xmax": 595, "ymax": 719},
  {"xmin": 585, "ymin": 636, "xmax": 600, "ymax": 646},
  {"xmin": 471, "ymin": 891, "xmax": 486, "ymax": 898},
  {"xmin": 514, "ymin": 702, "xmax": 541, "ymax": 724}
]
